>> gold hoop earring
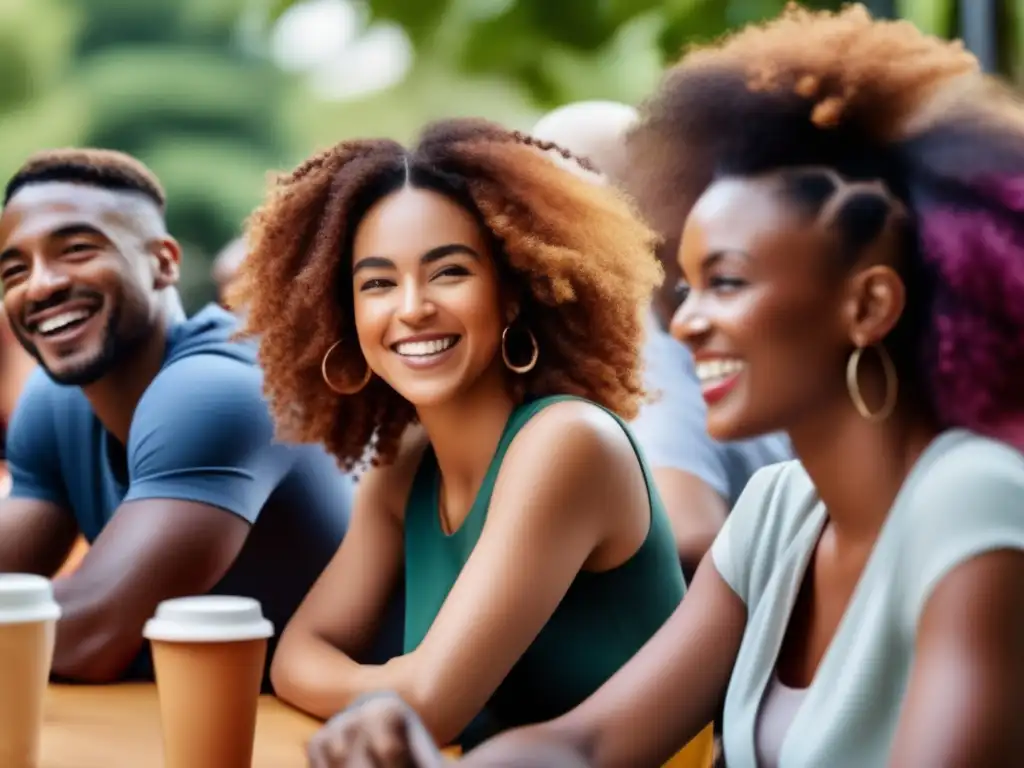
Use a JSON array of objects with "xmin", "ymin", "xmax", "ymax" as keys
[
  {"xmin": 846, "ymin": 344, "xmax": 898, "ymax": 422},
  {"xmin": 321, "ymin": 340, "xmax": 372, "ymax": 395},
  {"xmin": 501, "ymin": 325, "xmax": 538, "ymax": 374}
]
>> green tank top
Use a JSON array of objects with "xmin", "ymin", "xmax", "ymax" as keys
[{"xmin": 403, "ymin": 395, "xmax": 685, "ymax": 747}]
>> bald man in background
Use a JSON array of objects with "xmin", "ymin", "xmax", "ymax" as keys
[
  {"xmin": 532, "ymin": 101, "xmax": 791, "ymax": 578},
  {"xmin": 212, "ymin": 236, "xmax": 247, "ymax": 311}
]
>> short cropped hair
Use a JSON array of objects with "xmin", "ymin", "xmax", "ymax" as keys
[{"xmin": 4, "ymin": 148, "xmax": 166, "ymax": 211}]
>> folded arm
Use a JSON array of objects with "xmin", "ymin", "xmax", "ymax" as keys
[
  {"xmin": 38, "ymin": 355, "xmax": 291, "ymax": 682},
  {"xmin": 0, "ymin": 498, "xmax": 79, "ymax": 576},
  {"xmin": 456, "ymin": 460, "xmax": 797, "ymax": 768},
  {"xmin": 461, "ymin": 553, "xmax": 745, "ymax": 768},
  {"xmin": 269, "ymin": 436, "xmax": 415, "ymax": 714},
  {"xmin": 275, "ymin": 402, "xmax": 649, "ymax": 746},
  {"xmin": 51, "ymin": 499, "xmax": 251, "ymax": 681}
]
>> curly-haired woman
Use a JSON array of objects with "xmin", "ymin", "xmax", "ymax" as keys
[
  {"xmin": 230, "ymin": 118, "xmax": 685, "ymax": 749},
  {"xmin": 311, "ymin": 6, "xmax": 1024, "ymax": 767}
]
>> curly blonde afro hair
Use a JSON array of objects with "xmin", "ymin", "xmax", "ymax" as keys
[
  {"xmin": 624, "ymin": 3, "xmax": 1024, "ymax": 450},
  {"xmin": 231, "ymin": 118, "xmax": 661, "ymax": 469}
]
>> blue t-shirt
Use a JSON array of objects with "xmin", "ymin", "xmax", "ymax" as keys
[{"xmin": 5, "ymin": 305, "xmax": 397, "ymax": 680}]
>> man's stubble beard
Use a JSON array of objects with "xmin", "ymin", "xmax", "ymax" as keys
[{"xmin": 13, "ymin": 301, "xmax": 145, "ymax": 387}]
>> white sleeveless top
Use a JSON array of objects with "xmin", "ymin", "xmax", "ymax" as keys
[{"xmin": 711, "ymin": 430, "xmax": 1024, "ymax": 768}]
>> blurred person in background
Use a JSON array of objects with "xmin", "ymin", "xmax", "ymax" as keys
[
  {"xmin": 0, "ymin": 149, "xmax": 369, "ymax": 686},
  {"xmin": 533, "ymin": 101, "xmax": 791, "ymax": 578},
  {"xmin": 232, "ymin": 118, "xmax": 685, "ymax": 752},
  {"xmin": 213, "ymin": 235, "xmax": 247, "ymax": 311},
  {"xmin": 299, "ymin": 6, "xmax": 1024, "ymax": 767},
  {"xmin": 0, "ymin": 309, "xmax": 36, "ymax": 497}
]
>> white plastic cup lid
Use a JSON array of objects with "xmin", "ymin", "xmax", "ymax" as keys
[
  {"xmin": 143, "ymin": 596, "xmax": 274, "ymax": 643},
  {"xmin": 0, "ymin": 574, "xmax": 61, "ymax": 624}
]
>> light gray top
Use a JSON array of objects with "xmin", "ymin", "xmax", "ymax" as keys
[
  {"xmin": 712, "ymin": 429, "xmax": 1024, "ymax": 768},
  {"xmin": 632, "ymin": 314, "xmax": 791, "ymax": 506}
]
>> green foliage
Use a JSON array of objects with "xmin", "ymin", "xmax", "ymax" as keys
[
  {"xmin": 270, "ymin": 0, "xmax": 1020, "ymax": 108},
  {"xmin": 896, "ymin": 0, "xmax": 954, "ymax": 36},
  {"xmin": 1004, "ymin": 0, "xmax": 1023, "ymax": 81},
  {"xmin": 0, "ymin": 0, "xmax": 297, "ymax": 311},
  {"xmin": 1, "ymin": 0, "xmax": 1018, "ymax": 311},
  {"xmin": 0, "ymin": 0, "xmax": 79, "ymax": 114}
]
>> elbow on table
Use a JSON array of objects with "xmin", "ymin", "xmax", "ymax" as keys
[
  {"xmin": 268, "ymin": 634, "xmax": 348, "ymax": 719},
  {"xmin": 269, "ymin": 645, "xmax": 310, "ymax": 712}
]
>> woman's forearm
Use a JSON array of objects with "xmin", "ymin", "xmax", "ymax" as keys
[
  {"xmin": 273, "ymin": 633, "xmax": 489, "ymax": 747},
  {"xmin": 460, "ymin": 721, "xmax": 595, "ymax": 768},
  {"xmin": 271, "ymin": 633, "xmax": 401, "ymax": 720}
]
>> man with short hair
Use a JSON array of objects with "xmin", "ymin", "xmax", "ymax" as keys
[
  {"xmin": 532, "ymin": 103, "xmax": 791, "ymax": 578},
  {"xmin": 0, "ymin": 148, "xmax": 373, "ymax": 685}
]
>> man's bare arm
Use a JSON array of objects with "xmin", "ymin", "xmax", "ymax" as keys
[
  {"xmin": 50, "ymin": 498, "xmax": 249, "ymax": 682},
  {"xmin": 651, "ymin": 467, "xmax": 728, "ymax": 580},
  {"xmin": 0, "ymin": 499, "xmax": 79, "ymax": 576}
]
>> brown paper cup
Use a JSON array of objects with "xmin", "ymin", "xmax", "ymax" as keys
[
  {"xmin": 144, "ymin": 596, "xmax": 274, "ymax": 768},
  {"xmin": 151, "ymin": 638, "xmax": 267, "ymax": 768},
  {"xmin": 0, "ymin": 575, "xmax": 61, "ymax": 768}
]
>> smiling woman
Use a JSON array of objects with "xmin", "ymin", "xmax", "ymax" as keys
[{"xmin": 230, "ymin": 117, "xmax": 686, "ymax": 754}]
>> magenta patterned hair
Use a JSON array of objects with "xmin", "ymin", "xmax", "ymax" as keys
[{"xmin": 911, "ymin": 163, "xmax": 1024, "ymax": 447}]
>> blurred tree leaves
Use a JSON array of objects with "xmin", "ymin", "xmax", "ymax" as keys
[
  {"xmin": 269, "ymin": 0, "xmax": 1015, "ymax": 108},
  {"xmin": 896, "ymin": 0, "xmax": 955, "ymax": 36},
  {"xmin": 0, "ymin": 0, "xmax": 297, "ymax": 311},
  {"xmin": 0, "ymin": 0, "xmax": 1016, "ymax": 309}
]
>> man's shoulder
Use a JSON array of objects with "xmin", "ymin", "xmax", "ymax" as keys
[
  {"xmin": 150, "ymin": 305, "xmax": 265, "ymax": 401},
  {"xmin": 137, "ymin": 349, "xmax": 268, "ymax": 435},
  {"xmin": 163, "ymin": 304, "xmax": 258, "ymax": 368}
]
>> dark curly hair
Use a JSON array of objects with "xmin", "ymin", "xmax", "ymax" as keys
[
  {"xmin": 231, "ymin": 118, "xmax": 661, "ymax": 469},
  {"xmin": 5, "ymin": 148, "xmax": 166, "ymax": 211},
  {"xmin": 624, "ymin": 3, "xmax": 1024, "ymax": 450}
]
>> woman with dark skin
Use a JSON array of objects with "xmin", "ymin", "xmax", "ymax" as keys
[
  {"xmin": 231, "ymin": 119, "xmax": 686, "ymax": 753},
  {"xmin": 307, "ymin": 6, "xmax": 1024, "ymax": 767}
]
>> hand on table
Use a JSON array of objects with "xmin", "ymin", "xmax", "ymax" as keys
[{"xmin": 307, "ymin": 692, "xmax": 451, "ymax": 768}]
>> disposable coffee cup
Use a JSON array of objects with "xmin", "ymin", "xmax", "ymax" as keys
[
  {"xmin": 0, "ymin": 574, "xmax": 61, "ymax": 768},
  {"xmin": 144, "ymin": 596, "xmax": 274, "ymax": 768}
]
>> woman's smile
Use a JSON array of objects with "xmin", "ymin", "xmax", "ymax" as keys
[
  {"xmin": 390, "ymin": 333, "xmax": 463, "ymax": 370},
  {"xmin": 694, "ymin": 356, "xmax": 746, "ymax": 405}
]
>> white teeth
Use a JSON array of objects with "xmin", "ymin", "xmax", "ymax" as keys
[
  {"xmin": 695, "ymin": 359, "xmax": 745, "ymax": 385},
  {"xmin": 37, "ymin": 309, "xmax": 93, "ymax": 335},
  {"xmin": 394, "ymin": 336, "xmax": 458, "ymax": 357}
]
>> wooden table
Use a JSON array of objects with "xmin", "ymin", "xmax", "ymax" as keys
[
  {"xmin": 41, "ymin": 684, "xmax": 702, "ymax": 767},
  {"xmin": 42, "ymin": 683, "xmax": 321, "ymax": 767}
]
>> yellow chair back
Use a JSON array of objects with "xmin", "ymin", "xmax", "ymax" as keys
[{"xmin": 663, "ymin": 722, "xmax": 715, "ymax": 768}]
